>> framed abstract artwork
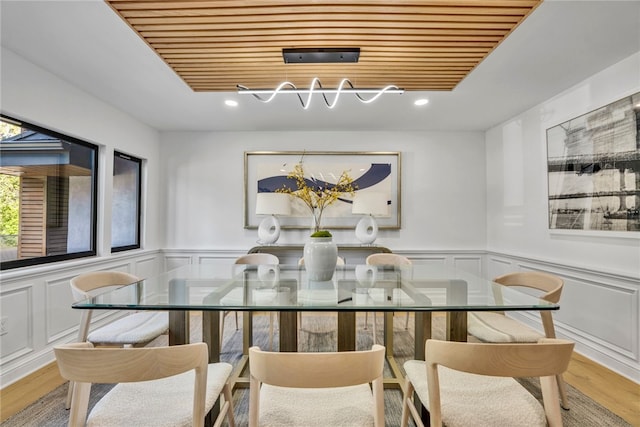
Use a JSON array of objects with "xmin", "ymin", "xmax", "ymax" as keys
[
  {"xmin": 546, "ymin": 91, "xmax": 640, "ymax": 233},
  {"xmin": 244, "ymin": 151, "xmax": 401, "ymax": 230}
]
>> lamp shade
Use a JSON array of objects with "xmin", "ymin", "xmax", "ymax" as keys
[
  {"xmin": 256, "ymin": 192, "xmax": 291, "ymax": 216},
  {"xmin": 352, "ymin": 192, "xmax": 388, "ymax": 216}
]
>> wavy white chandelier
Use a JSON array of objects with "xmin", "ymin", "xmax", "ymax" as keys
[{"xmin": 237, "ymin": 78, "xmax": 404, "ymax": 109}]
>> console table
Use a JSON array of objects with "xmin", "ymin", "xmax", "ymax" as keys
[{"xmin": 248, "ymin": 244, "xmax": 392, "ymax": 264}]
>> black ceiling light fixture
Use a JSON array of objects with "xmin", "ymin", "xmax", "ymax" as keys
[{"xmin": 282, "ymin": 48, "xmax": 360, "ymax": 63}]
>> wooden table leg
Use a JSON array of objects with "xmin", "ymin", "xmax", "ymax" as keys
[
  {"xmin": 243, "ymin": 312, "xmax": 253, "ymax": 355},
  {"xmin": 168, "ymin": 310, "xmax": 189, "ymax": 346},
  {"xmin": 383, "ymin": 312, "xmax": 394, "ymax": 358},
  {"xmin": 337, "ymin": 311, "xmax": 356, "ymax": 351},
  {"xmin": 446, "ymin": 312, "xmax": 468, "ymax": 342},
  {"xmin": 279, "ymin": 311, "xmax": 298, "ymax": 352},
  {"xmin": 202, "ymin": 311, "xmax": 221, "ymax": 363},
  {"xmin": 414, "ymin": 312, "xmax": 432, "ymax": 361}
]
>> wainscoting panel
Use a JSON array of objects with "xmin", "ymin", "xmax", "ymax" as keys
[
  {"xmin": 45, "ymin": 276, "xmax": 77, "ymax": 344},
  {"xmin": 452, "ymin": 256, "xmax": 484, "ymax": 277},
  {"xmin": 400, "ymin": 254, "xmax": 447, "ymax": 268},
  {"xmin": 135, "ymin": 256, "xmax": 161, "ymax": 279},
  {"xmin": 488, "ymin": 256, "xmax": 512, "ymax": 278},
  {"xmin": 197, "ymin": 252, "xmax": 244, "ymax": 265},
  {"xmin": 560, "ymin": 275, "xmax": 635, "ymax": 355},
  {"xmin": 400, "ymin": 251, "xmax": 485, "ymax": 278},
  {"xmin": 0, "ymin": 284, "xmax": 33, "ymax": 364},
  {"xmin": 163, "ymin": 255, "xmax": 193, "ymax": 272}
]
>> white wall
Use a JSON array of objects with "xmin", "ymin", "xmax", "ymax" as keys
[
  {"xmin": 485, "ymin": 51, "xmax": 640, "ymax": 380},
  {"xmin": 0, "ymin": 47, "xmax": 164, "ymax": 385},
  {"xmin": 486, "ymin": 52, "xmax": 640, "ymax": 276},
  {"xmin": 159, "ymin": 131, "xmax": 487, "ymax": 252}
]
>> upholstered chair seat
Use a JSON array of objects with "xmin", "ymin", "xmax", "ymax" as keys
[
  {"xmin": 468, "ymin": 311, "xmax": 544, "ymax": 342},
  {"xmin": 86, "ymin": 311, "xmax": 168, "ymax": 344}
]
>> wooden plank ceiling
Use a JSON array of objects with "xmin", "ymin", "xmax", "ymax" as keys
[{"xmin": 106, "ymin": 0, "xmax": 542, "ymax": 92}]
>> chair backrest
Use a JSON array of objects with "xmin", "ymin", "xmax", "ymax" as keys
[
  {"xmin": 298, "ymin": 256, "xmax": 345, "ymax": 266},
  {"xmin": 249, "ymin": 344, "xmax": 385, "ymax": 426},
  {"xmin": 249, "ymin": 344, "xmax": 384, "ymax": 388},
  {"xmin": 366, "ymin": 253, "xmax": 412, "ymax": 266},
  {"xmin": 54, "ymin": 342, "xmax": 209, "ymax": 427},
  {"xmin": 70, "ymin": 271, "xmax": 140, "ymax": 302},
  {"xmin": 235, "ymin": 253, "xmax": 280, "ymax": 265},
  {"xmin": 424, "ymin": 338, "xmax": 574, "ymax": 426},
  {"xmin": 249, "ymin": 345, "xmax": 385, "ymax": 426},
  {"xmin": 493, "ymin": 271, "xmax": 563, "ymax": 303}
]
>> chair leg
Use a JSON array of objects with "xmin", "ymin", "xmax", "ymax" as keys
[
  {"xmin": 269, "ymin": 313, "xmax": 274, "ymax": 351},
  {"xmin": 217, "ymin": 383, "xmax": 236, "ymax": 427},
  {"xmin": 558, "ymin": 373, "xmax": 570, "ymax": 410},
  {"xmin": 234, "ymin": 311, "xmax": 239, "ymax": 330},
  {"xmin": 404, "ymin": 312, "xmax": 409, "ymax": 330},
  {"xmin": 364, "ymin": 312, "xmax": 369, "ymax": 330},
  {"xmin": 220, "ymin": 312, "xmax": 226, "ymax": 349},
  {"xmin": 372, "ymin": 312, "xmax": 378, "ymax": 344},
  {"xmin": 401, "ymin": 379, "xmax": 422, "ymax": 427},
  {"xmin": 65, "ymin": 381, "xmax": 74, "ymax": 409}
]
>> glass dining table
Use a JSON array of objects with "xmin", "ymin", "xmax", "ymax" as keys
[{"xmin": 73, "ymin": 262, "xmax": 559, "ymax": 391}]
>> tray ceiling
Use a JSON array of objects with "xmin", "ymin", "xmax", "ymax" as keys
[{"xmin": 107, "ymin": 0, "xmax": 542, "ymax": 92}]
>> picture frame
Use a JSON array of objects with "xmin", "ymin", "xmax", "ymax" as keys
[
  {"xmin": 546, "ymin": 91, "xmax": 640, "ymax": 234},
  {"xmin": 244, "ymin": 151, "xmax": 401, "ymax": 230}
]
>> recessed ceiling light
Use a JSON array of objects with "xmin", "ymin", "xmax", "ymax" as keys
[
  {"xmin": 414, "ymin": 98, "xmax": 429, "ymax": 106},
  {"xmin": 225, "ymin": 99, "xmax": 238, "ymax": 107}
]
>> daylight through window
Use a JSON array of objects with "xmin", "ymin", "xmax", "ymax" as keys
[
  {"xmin": 111, "ymin": 151, "xmax": 142, "ymax": 252},
  {"xmin": 0, "ymin": 116, "xmax": 98, "ymax": 270}
]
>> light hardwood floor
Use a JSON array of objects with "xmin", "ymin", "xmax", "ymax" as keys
[{"xmin": 1, "ymin": 331, "xmax": 639, "ymax": 425}]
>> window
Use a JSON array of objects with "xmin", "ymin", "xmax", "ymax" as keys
[
  {"xmin": 111, "ymin": 151, "xmax": 141, "ymax": 252},
  {"xmin": 0, "ymin": 115, "xmax": 98, "ymax": 270}
]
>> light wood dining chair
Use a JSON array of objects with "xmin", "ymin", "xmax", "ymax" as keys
[
  {"xmin": 401, "ymin": 338, "xmax": 574, "ymax": 427},
  {"xmin": 249, "ymin": 344, "xmax": 385, "ymax": 427},
  {"xmin": 66, "ymin": 270, "xmax": 169, "ymax": 408},
  {"xmin": 55, "ymin": 342, "xmax": 235, "ymax": 427},
  {"xmin": 224, "ymin": 253, "xmax": 280, "ymax": 350},
  {"xmin": 365, "ymin": 253, "xmax": 412, "ymax": 342},
  {"xmin": 467, "ymin": 271, "xmax": 569, "ymax": 408}
]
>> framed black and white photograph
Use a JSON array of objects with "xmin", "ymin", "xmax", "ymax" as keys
[
  {"xmin": 244, "ymin": 151, "xmax": 401, "ymax": 230},
  {"xmin": 546, "ymin": 91, "xmax": 640, "ymax": 233}
]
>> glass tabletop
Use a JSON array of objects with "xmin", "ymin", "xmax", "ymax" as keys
[{"xmin": 72, "ymin": 263, "xmax": 558, "ymax": 312}]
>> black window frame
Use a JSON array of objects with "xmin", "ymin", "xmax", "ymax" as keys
[
  {"xmin": 111, "ymin": 151, "xmax": 142, "ymax": 253},
  {"xmin": 0, "ymin": 114, "xmax": 98, "ymax": 270}
]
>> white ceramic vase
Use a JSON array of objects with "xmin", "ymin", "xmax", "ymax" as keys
[{"xmin": 303, "ymin": 236, "xmax": 338, "ymax": 281}]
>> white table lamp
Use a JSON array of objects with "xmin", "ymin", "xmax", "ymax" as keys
[
  {"xmin": 256, "ymin": 192, "xmax": 291, "ymax": 244},
  {"xmin": 352, "ymin": 192, "xmax": 388, "ymax": 245}
]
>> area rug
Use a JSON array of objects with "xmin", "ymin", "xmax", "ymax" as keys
[{"xmin": 2, "ymin": 313, "xmax": 631, "ymax": 427}]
